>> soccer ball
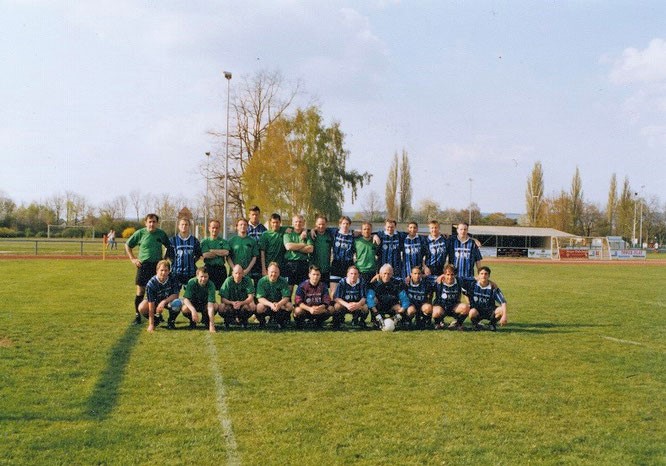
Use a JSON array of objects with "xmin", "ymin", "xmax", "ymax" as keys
[
  {"xmin": 382, "ymin": 318, "xmax": 396, "ymax": 332},
  {"xmin": 171, "ymin": 299, "xmax": 182, "ymax": 311}
]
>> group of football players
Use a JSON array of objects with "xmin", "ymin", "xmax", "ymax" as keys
[{"xmin": 125, "ymin": 207, "xmax": 507, "ymax": 333}]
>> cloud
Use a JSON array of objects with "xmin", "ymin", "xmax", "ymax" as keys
[
  {"xmin": 640, "ymin": 125, "xmax": 666, "ymax": 148},
  {"xmin": 609, "ymin": 38, "xmax": 666, "ymax": 85}
]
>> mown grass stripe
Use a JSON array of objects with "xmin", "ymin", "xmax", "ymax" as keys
[{"xmin": 206, "ymin": 334, "xmax": 240, "ymax": 465}]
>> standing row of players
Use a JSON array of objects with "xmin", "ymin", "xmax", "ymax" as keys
[{"xmin": 125, "ymin": 208, "xmax": 507, "ymax": 332}]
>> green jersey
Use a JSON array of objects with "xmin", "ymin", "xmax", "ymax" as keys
[
  {"xmin": 283, "ymin": 230, "xmax": 309, "ymax": 262},
  {"xmin": 259, "ymin": 226, "xmax": 289, "ymax": 267},
  {"xmin": 354, "ymin": 236, "xmax": 377, "ymax": 273},
  {"xmin": 183, "ymin": 277, "xmax": 217, "ymax": 304},
  {"xmin": 126, "ymin": 227, "xmax": 170, "ymax": 262},
  {"xmin": 220, "ymin": 275, "xmax": 255, "ymax": 301},
  {"xmin": 256, "ymin": 276, "xmax": 290, "ymax": 302},
  {"xmin": 308, "ymin": 232, "xmax": 333, "ymax": 272},
  {"xmin": 200, "ymin": 236, "xmax": 230, "ymax": 267},
  {"xmin": 228, "ymin": 235, "xmax": 258, "ymax": 270}
]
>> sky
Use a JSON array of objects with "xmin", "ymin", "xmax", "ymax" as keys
[{"xmin": 2, "ymin": 0, "xmax": 666, "ymax": 217}]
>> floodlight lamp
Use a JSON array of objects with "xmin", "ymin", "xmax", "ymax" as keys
[{"xmin": 224, "ymin": 71, "xmax": 232, "ymax": 80}]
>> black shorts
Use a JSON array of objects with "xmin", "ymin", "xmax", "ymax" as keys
[
  {"xmin": 173, "ymin": 274, "xmax": 193, "ymax": 287},
  {"xmin": 135, "ymin": 261, "xmax": 158, "ymax": 287},
  {"xmin": 319, "ymin": 271, "xmax": 331, "ymax": 285},
  {"xmin": 435, "ymin": 303, "xmax": 463, "ymax": 317},
  {"xmin": 188, "ymin": 300, "xmax": 208, "ymax": 314},
  {"xmin": 330, "ymin": 259, "xmax": 353, "ymax": 282},
  {"xmin": 284, "ymin": 260, "xmax": 309, "ymax": 286},
  {"xmin": 206, "ymin": 265, "xmax": 227, "ymax": 290},
  {"xmin": 474, "ymin": 307, "xmax": 497, "ymax": 320}
]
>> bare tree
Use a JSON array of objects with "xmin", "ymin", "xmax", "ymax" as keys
[
  {"xmin": 362, "ymin": 190, "xmax": 384, "ymax": 222},
  {"xmin": 129, "ymin": 190, "xmax": 142, "ymax": 222},
  {"xmin": 209, "ymin": 70, "xmax": 301, "ymax": 219}
]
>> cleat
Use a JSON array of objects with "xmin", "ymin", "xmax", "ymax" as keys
[
  {"xmin": 374, "ymin": 314, "xmax": 384, "ymax": 330},
  {"xmin": 133, "ymin": 313, "xmax": 142, "ymax": 325},
  {"xmin": 188, "ymin": 320, "xmax": 197, "ymax": 330},
  {"xmin": 154, "ymin": 314, "xmax": 164, "ymax": 327},
  {"xmin": 167, "ymin": 320, "xmax": 176, "ymax": 330},
  {"xmin": 447, "ymin": 321, "xmax": 462, "ymax": 331},
  {"xmin": 488, "ymin": 322, "xmax": 497, "ymax": 332},
  {"xmin": 474, "ymin": 323, "xmax": 488, "ymax": 331}
]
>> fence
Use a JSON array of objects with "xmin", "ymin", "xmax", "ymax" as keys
[{"xmin": 0, "ymin": 239, "xmax": 126, "ymax": 257}]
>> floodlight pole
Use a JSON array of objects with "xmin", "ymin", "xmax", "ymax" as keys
[
  {"xmin": 223, "ymin": 71, "xmax": 232, "ymax": 239},
  {"xmin": 632, "ymin": 192, "xmax": 638, "ymax": 247},
  {"xmin": 204, "ymin": 151, "xmax": 211, "ymax": 237},
  {"xmin": 468, "ymin": 178, "xmax": 473, "ymax": 225}
]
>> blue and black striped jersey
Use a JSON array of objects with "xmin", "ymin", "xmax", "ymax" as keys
[
  {"xmin": 468, "ymin": 282, "xmax": 506, "ymax": 312},
  {"xmin": 334, "ymin": 277, "xmax": 367, "ymax": 303},
  {"xmin": 169, "ymin": 235, "xmax": 202, "ymax": 279},
  {"xmin": 448, "ymin": 236, "xmax": 482, "ymax": 280}
]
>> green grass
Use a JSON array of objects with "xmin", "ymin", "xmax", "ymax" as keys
[{"xmin": 1, "ymin": 260, "xmax": 664, "ymax": 465}]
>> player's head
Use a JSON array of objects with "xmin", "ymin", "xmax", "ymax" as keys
[
  {"xmin": 208, "ymin": 219, "xmax": 221, "ymax": 236},
  {"xmin": 478, "ymin": 266, "xmax": 491, "ymax": 285},
  {"xmin": 156, "ymin": 259, "xmax": 171, "ymax": 280},
  {"xmin": 248, "ymin": 206, "xmax": 261, "ymax": 224},
  {"xmin": 144, "ymin": 213, "xmax": 159, "ymax": 231},
  {"xmin": 232, "ymin": 264, "xmax": 244, "ymax": 282},
  {"xmin": 361, "ymin": 222, "xmax": 372, "ymax": 238},
  {"xmin": 292, "ymin": 214, "xmax": 305, "ymax": 231},
  {"xmin": 178, "ymin": 217, "xmax": 190, "ymax": 235},
  {"xmin": 338, "ymin": 216, "xmax": 351, "ymax": 231},
  {"xmin": 267, "ymin": 262, "xmax": 281, "ymax": 281},
  {"xmin": 346, "ymin": 265, "xmax": 359, "ymax": 283},
  {"xmin": 269, "ymin": 213, "xmax": 282, "ymax": 231},
  {"xmin": 457, "ymin": 222, "xmax": 469, "ymax": 238},
  {"xmin": 410, "ymin": 265, "xmax": 422, "ymax": 283},
  {"xmin": 315, "ymin": 215, "xmax": 328, "ymax": 233},
  {"xmin": 196, "ymin": 266, "xmax": 209, "ymax": 285},
  {"xmin": 379, "ymin": 263, "xmax": 393, "ymax": 282},
  {"xmin": 385, "ymin": 218, "xmax": 397, "ymax": 234},
  {"xmin": 236, "ymin": 218, "xmax": 248, "ymax": 235},
  {"xmin": 408, "ymin": 222, "xmax": 418, "ymax": 236},
  {"xmin": 429, "ymin": 220, "xmax": 440, "ymax": 236},
  {"xmin": 443, "ymin": 264, "xmax": 456, "ymax": 284},
  {"xmin": 308, "ymin": 264, "xmax": 322, "ymax": 285}
]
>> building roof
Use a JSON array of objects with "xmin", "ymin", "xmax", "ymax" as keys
[{"xmin": 467, "ymin": 225, "xmax": 575, "ymax": 237}]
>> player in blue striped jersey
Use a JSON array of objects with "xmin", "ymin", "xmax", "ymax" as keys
[
  {"xmin": 138, "ymin": 260, "xmax": 181, "ymax": 332},
  {"xmin": 404, "ymin": 266, "xmax": 434, "ymax": 328},
  {"xmin": 167, "ymin": 218, "xmax": 202, "ymax": 287},
  {"xmin": 333, "ymin": 265, "xmax": 368, "ymax": 328},
  {"xmin": 401, "ymin": 222, "xmax": 427, "ymax": 279},
  {"xmin": 448, "ymin": 222, "xmax": 483, "ymax": 280},
  {"xmin": 432, "ymin": 264, "xmax": 470, "ymax": 330},
  {"xmin": 374, "ymin": 218, "xmax": 407, "ymax": 278},
  {"xmin": 247, "ymin": 206, "xmax": 267, "ymax": 283},
  {"xmin": 467, "ymin": 266, "xmax": 507, "ymax": 331},
  {"xmin": 423, "ymin": 220, "xmax": 449, "ymax": 277}
]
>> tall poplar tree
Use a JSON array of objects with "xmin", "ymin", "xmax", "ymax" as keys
[
  {"xmin": 525, "ymin": 161, "xmax": 544, "ymax": 226},
  {"xmin": 385, "ymin": 154, "xmax": 399, "ymax": 220},
  {"xmin": 398, "ymin": 149, "xmax": 412, "ymax": 222},
  {"xmin": 606, "ymin": 174, "xmax": 617, "ymax": 235}
]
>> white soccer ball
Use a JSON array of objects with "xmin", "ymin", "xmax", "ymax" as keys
[
  {"xmin": 171, "ymin": 298, "xmax": 182, "ymax": 311},
  {"xmin": 382, "ymin": 318, "xmax": 396, "ymax": 332}
]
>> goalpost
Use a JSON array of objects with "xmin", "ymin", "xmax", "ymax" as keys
[{"xmin": 551, "ymin": 236, "xmax": 611, "ymax": 260}]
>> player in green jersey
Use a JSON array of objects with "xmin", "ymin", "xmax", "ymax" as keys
[
  {"xmin": 125, "ymin": 213, "xmax": 171, "ymax": 325},
  {"xmin": 182, "ymin": 266, "xmax": 218, "ymax": 333}
]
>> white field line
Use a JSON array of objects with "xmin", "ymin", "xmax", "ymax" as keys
[
  {"xmin": 602, "ymin": 336, "xmax": 643, "ymax": 346},
  {"xmin": 206, "ymin": 335, "xmax": 240, "ymax": 466}
]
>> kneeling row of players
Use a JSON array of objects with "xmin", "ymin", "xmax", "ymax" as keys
[{"xmin": 137, "ymin": 260, "xmax": 508, "ymax": 333}]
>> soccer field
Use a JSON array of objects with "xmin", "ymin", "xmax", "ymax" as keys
[{"xmin": 0, "ymin": 260, "xmax": 664, "ymax": 465}]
